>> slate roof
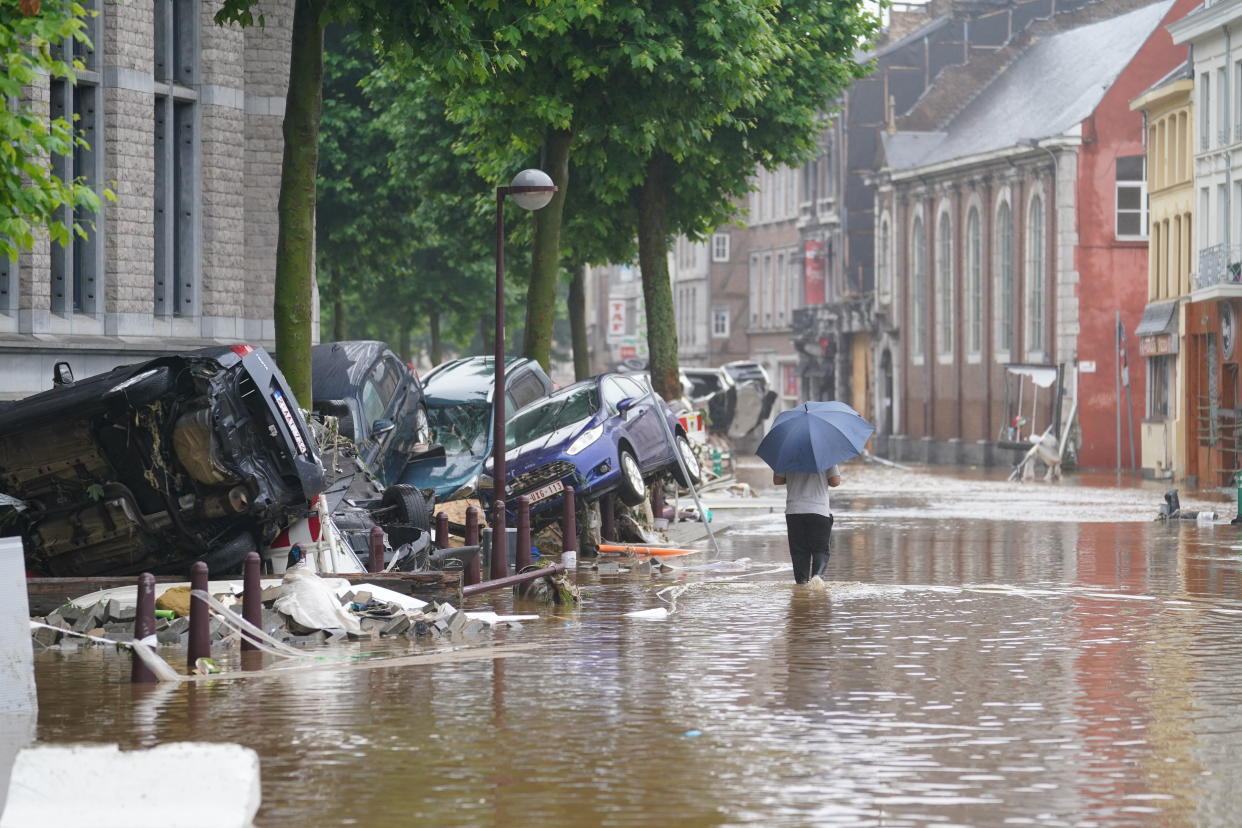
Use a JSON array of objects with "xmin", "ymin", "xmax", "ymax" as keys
[{"xmin": 882, "ymin": 0, "xmax": 1174, "ymax": 172}]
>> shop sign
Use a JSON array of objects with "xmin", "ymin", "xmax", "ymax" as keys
[
  {"xmin": 1139, "ymin": 334, "xmax": 1177, "ymax": 357},
  {"xmin": 607, "ymin": 300, "xmax": 626, "ymax": 341}
]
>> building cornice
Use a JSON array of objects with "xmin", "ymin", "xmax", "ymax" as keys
[{"xmin": 1169, "ymin": 0, "xmax": 1242, "ymax": 45}]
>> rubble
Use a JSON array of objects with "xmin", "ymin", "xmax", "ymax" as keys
[{"xmin": 31, "ymin": 572, "xmax": 536, "ymax": 653}]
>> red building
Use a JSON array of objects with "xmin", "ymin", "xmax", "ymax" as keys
[{"xmin": 873, "ymin": 0, "xmax": 1195, "ymax": 470}]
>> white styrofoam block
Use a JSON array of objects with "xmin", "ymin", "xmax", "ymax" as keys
[
  {"xmin": 0, "ymin": 742, "xmax": 262, "ymax": 828},
  {"xmin": 0, "ymin": 538, "xmax": 34, "ymax": 716}
]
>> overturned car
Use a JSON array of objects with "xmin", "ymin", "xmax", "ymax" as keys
[{"xmin": 0, "ymin": 345, "xmax": 325, "ymax": 577}]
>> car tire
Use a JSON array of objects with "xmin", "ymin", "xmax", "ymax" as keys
[
  {"xmin": 617, "ymin": 448, "xmax": 646, "ymax": 506},
  {"xmin": 380, "ymin": 484, "xmax": 432, "ymax": 547},
  {"xmin": 672, "ymin": 434, "xmax": 702, "ymax": 487}
]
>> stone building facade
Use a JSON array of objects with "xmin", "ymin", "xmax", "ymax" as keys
[{"xmin": 0, "ymin": 0, "xmax": 294, "ymax": 398}]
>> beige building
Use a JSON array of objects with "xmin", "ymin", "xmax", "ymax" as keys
[
  {"xmin": 0, "ymin": 0, "xmax": 294, "ymax": 398},
  {"xmin": 1131, "ymin": 63, "xmax": 1194, "ymax": 480}
]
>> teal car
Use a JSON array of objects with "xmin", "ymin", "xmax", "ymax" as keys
[{"xmin": 398, "ymin": 356, "xmax": 552, "ymax": 501}]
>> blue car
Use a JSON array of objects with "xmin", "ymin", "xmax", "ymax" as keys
[
  {"xmin": 400, "ymin": 356, "xmax": 553, "ymax": 501},
  {"xmin": 487, "ymin": 373, "xmax": 701, "ymax": 526}
]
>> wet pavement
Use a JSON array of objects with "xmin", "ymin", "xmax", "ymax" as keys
[{"xmin": 28, "ymin": 464, "xmax": 1242, "ymax": 826}]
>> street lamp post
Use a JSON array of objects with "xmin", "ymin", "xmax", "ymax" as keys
[{"xmin": 492, "ymin": 169, "xmax": 557, "ymax": 579}]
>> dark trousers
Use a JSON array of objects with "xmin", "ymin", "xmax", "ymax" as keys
[{"xmin": 785, "ymin": 513, "xmax": 834, "ymax": 584}]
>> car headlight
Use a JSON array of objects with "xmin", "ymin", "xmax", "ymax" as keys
[{"xmin": 566, "ymin": 424, "xmax": 604, "ymax": 456}]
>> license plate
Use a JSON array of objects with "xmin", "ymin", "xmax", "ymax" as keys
[{"xmin": 525, "ymin": 480, "xmax": 564, "ymax": 504}]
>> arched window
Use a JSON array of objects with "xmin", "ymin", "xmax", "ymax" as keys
[
  {"xmin": 877, "ymin": 213, "xmax": 892, "ymax": 302},
  {"xmin": 966, "ymin": 207, "xmax": 982, "ymax": 356},
  {"xmin": 936, "ymin": 210, "xmax": 954, "ymax": 356},
  {"xmin": 994, "ymin": 201, "xmax": 1014, "ymax": 357},
  {"xmin": 911, "ymin": 215, "xmax": 926, "ymax": 359},
  {"xmin": 1027, "ymin": 194, "xmax": 1046, "ymax": 353}
]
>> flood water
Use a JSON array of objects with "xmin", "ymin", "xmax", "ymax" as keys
[{"xmin": 29, "ymin": 471, "xmax": 1242, "ymax": 826}]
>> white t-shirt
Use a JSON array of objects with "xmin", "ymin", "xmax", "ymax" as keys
[{"xmin": 783, "ymin": 466, "xmax": 840, "ymax": 517}]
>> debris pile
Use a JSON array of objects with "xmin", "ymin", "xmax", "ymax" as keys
[{"xmin": 30, "ymin": 573, "xmax": 531, "ymax": 653}]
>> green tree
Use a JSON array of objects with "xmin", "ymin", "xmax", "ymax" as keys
[
  {"xmin": 1, "ymin": 0, "xmax": 105, "ymax": 261},
  {"xmin": 214, "ymin": 0, "xmax": 478, "ymax": 403}
]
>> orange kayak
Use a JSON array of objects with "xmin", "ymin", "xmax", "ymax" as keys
[{"xmin": 597, "ymin": 543, "xmax": 699, "ymax": 558}]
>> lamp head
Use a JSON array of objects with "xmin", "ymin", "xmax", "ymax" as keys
[{"xmin": 509, "ymin": 168, "xmax": 556, "ymax": 210}]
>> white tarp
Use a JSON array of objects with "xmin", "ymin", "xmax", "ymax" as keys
[{"xmin": 1006, "ymin": 365, "xmax": 1058, "ymax": 388}]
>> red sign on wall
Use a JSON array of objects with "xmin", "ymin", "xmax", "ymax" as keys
[{"xmin": 804, "ymin": 240, "xmax": 825, "ymax": 305}]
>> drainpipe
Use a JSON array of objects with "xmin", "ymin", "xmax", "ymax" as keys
[{"xmin": 1226, "ymin": 26, "xmax": 1232, "ymax": 250}]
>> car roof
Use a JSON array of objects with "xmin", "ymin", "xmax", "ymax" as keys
[
  {"xmin": 423, "ymin": 355, "xmax": 535, "ymax": 404},
  {"xmin": 311, "ymin": 340, "xmax": 391, "ymax": 399}
]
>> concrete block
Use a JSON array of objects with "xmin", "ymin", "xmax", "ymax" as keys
[
  {"xmin": 379, "ymin": 616, "xmax": 410, "ymax": 636},
  {"xmin": 0, "ymin": 742, "xmax": 261, "ymax": 828},
  {"xmin": 0, "ymin": 537, "xmax": 35, "ymax": 715}
]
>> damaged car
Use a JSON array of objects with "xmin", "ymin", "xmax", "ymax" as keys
[{"xmin": 0, "ymin": 345, "xmax": 324, "ymax": 577}]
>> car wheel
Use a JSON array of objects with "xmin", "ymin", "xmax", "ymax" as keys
[
  {"xmin": 379, "ymin": 484, "xmax": 432, "ymax": 547},
  {"xmin": 672, "ymin": 434, "xmax": 702, "ymax": 487},
  {"xmin": 617, "ymin": 448, "xmax": 646, "ymax": 506}
]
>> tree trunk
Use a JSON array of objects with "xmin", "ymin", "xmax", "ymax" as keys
[
  {"xmin": 522, "ymin": 128, "xmax": 572, "ymax": 371},
  {"xmin": 429, "ymin": 310, "xmax": 443, "ymax": 366},
  {"xmin": 480, "ymin": 314, "xmax": 494, "ymax": 353},
  {"xmin": 332, "ymin": 295, "xmax": 344, "ymax": 342},
  {"xmin": 637, "ymin": 154, "xmax": 680, "ymax": 401},
  {"xmin": 273, "ymin": 0, "xmax": 328, "ymax": 405},
  {"xmin": 398, "ymin": 326, "xmax": 411, "ymax": 364},
  {"xmin": 568, "ymin": 261, "xmax": 590, "ymax": 381}
]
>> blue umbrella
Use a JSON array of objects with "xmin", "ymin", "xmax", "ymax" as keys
[{"xmin": 756, "ymin": 401, "xmax": 876, "ymax": 474}]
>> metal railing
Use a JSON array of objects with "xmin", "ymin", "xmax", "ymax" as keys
[{"xmin": 1196, "ymin": 243, "xmax": 1242, "ymax": 289}]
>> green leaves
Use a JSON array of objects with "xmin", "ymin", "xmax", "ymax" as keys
[{"xmin": 0, "ymin": 0, "xmax": 102, "ymax": 262}]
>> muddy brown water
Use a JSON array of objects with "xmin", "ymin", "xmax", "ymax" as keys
[{"xmin": 30, "ymin": 493, "xmax": 1242, "ymax": 826}]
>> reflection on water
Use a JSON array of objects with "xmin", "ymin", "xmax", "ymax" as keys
[{"xmin": 30, "ymin": 507, "xmax": 1242, "ymax": 826}]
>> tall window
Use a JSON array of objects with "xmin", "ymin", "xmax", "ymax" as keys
[
  {"xmin": 776, "ymin": 252, "xmax": 787, "ymax": 325},
  {"xmin": 994, "ymin": 201, "xmax": 1014, "ymax": 357},
  {"xmin": 1200, "ymin": 72, "xmax": 1211, "ymax": 150},
  {"xmin": 711, "ymin": 233, "xmax": 730, "ymax": 263},
  {"xmin": 788, "ymin": 253, "xmax": 801, "ymax": 315},
  {"xmin": 0, "ymin": 253, "xmax": 10, "ymax": 313},
  {"xmin": 877, "ymin": 214, "xmax": 892, "ymax": 302},
  {"xmin": 1115, "ymin": 156, "xmax": 1147, "ymax": 241},
  {"xmin": 935, "ymin": 211, "xmax": 954, "ymax": 356},
  {"xmin": 1027, "ymin": 194, "xmax": 1046, "ymax": 354},
  {"xmin": 911, "ymin": 216, "xmax": 926, "ymax": 360},
  {"xmin": 749, "ymin": 254, "xmax": 759, "ymax": 326},
  {"xmin": 51, "ymin": 0, "xmax": 102, "ymax": 315},
  {"xmin": 764, "ymin": 254, "xmax": 774, "ymax": 325},
  {"xmin": 966, "ymin": 207, "xmax": 982, "ymax": 356},
  {"xmin": 712, "ymin": 308, "xmax": 729, "ymax": 338},
  {"xmin": 154, "ymin": 0, "xmax": 199, "ymax": 316},
  {"xmin": 1147, "ymin": 355, "xmax": 1172, "ymax": 419}
]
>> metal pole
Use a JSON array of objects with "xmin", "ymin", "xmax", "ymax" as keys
[
  {"xmin": 464, "ymin": 505, "xmax": 481, "ymax": 586},
  {"xmin": 368, "ymin": 525, "xmax": 384, "ymax": 573},
  {"xmin": 644, "ymin": 384, "xmax": 720, "ymax": 556},
  {"xmin": 461, "ymin": 564, "xmax": 567, "ymax": 597},
  {"xmin": 562, "ymin": 485, "xmax": 577, "ymax": 557},
  {"xmin": 1115, "ymin": 310, "xmax": 1122, "ymax": 482},
  {"xmin": 132, "ymin": 572, "xmax": 156, "ymax": 684},
  {"xmin": 491, "ymin": 499, "xmax": 508, "ymax": 580},
  {"xmin": 435, "ymin": 511, "xmax": 450, "ymax": 549},
  {"xmin": 241, "ymin": 551, "xmax": 261, "ymax": 652},
  {"xmin": 494, "ymin": 190, "xmax": 507, "ymax": 539},
  {"xmin": 515, "ymin": 495, "xmax": 532, "ymax": 570},
  {"xmin": 187, "ymin": 561, "xmax": 210, "ymax": 670}
]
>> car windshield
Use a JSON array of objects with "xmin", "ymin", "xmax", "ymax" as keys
[
  {"xmin": 506, "ymin": 385, "xmax": 600, "ymax": 449},
  {"xmin": 427, "ymin": 401, "xmax": 490, "ymax": 456}
]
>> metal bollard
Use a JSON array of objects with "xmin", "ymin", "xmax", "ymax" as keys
[
  {"xmin": 436, "ymin": 511, "xmax": 450, "ymax": 548},
  {"xmin": 562, "ymin": 485, "xmax": 577, "ymax": 561},
  {"xmin": 187, "ymin": 561, "xmax": 210, "ymax": 670},
  {"xmin": 242, "ymin": 551, "xmax": 261, "ymax": 652},
  {"xmin": 132, "ymin": 572, "xmax": 156, "ymax": 684},
  {"xmin": 464, "ymin": 505, "xmax": 481, "ymax": 586},
  {"xmin": 368, "ymin": 525, "xmax": 385, "ymax": 573},
  {"xmin": 650, "ymin": 483, "xmax": 665, "ymax": 523},
  {"xmin": 515, "ymin": 495, "xmax": 532, "ymax": 571},
  {"xmin": 491, "ymin": 499, "xmax": 508, "ymax": 580},
  {"xmin": 600, "ymin": 492, "xmax": 616, "ymax": 541}
]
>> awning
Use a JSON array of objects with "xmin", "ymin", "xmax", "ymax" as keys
[
  {"xmin": 1006, "ymin": 364, "xmax": 1058, "ymax": 388},
  {"xmin": 1135, "ymin": 300, "xmax": 1179, "ymax": 337}
]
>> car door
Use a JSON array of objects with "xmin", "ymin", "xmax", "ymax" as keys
[
  {"xmin": 613, "ymin": 375, "xmax": 663, "ymax": 466},
  {"xmin": 360, "ymin": 355, "xmax": 403, "ymax": 480}
]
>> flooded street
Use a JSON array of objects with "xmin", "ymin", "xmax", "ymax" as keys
[{"xmin": 30, "ymin": 467, "xmax": 1242, "ymax": 826}]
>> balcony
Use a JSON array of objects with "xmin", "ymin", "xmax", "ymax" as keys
[{"xmin": 1194, "ymin": 243, "xmax": 1242, "ymax": 298}]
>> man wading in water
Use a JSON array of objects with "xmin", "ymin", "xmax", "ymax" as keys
[{"xmin": 773, "ymin": 466, "xmax": 840, "ymax": 586}]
